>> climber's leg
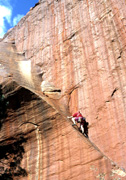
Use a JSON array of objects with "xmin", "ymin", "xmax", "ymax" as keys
[
  {"xmin": 72, "ymin": 117, "xmax": 76, "ymax": 126},
  {"xmin": 80, "ymin": 124, "xmax": 84, "ymax": 134}
]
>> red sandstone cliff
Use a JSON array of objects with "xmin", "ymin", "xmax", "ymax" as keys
[{"xmin": 0, "ymin": 0, "xmax": 126, "ymax": 179}]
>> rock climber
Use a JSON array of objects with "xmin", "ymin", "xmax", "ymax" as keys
[{"xmin": 67, "ymin": 111, "xmax": 86, "ymax": 136}]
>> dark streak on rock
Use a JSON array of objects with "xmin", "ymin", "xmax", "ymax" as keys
[
  {"xmin": 63, "ymin": 33, "xmax": 76, "ymax": 42},
  {"xmin": 111, "ymin": 88, "xmax": 118, "ymax": 97}
]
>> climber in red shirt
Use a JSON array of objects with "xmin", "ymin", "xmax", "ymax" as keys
[
  {"xmin": 73, "ymin": 111, "xmax": 83, "ymax": 118},
  {"xmin": 67, "ymin": 111, "xmax": 88, "ymax": 137},
  {"xmin": 68, "ymin": 111, "xmax": 85, "ymax": 134}
]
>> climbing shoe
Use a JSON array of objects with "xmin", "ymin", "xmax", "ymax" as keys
[{"xmin": 84, "ymin": 133, "xmax": 88, "ymax": 138}]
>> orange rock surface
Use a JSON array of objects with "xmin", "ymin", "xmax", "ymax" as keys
[{"xmin": 0, "ymin": 0, "xmax": 126, "ymax": 179}]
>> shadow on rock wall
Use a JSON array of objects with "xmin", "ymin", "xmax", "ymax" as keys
[
  {"xmin": 0, "ymin": 85, "xmax": 8, "ymax": 130},
  {"xmin": 0, "ymin": 135, "xmax": 28, "ymax": 180}
]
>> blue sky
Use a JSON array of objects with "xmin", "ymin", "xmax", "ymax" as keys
[{"xmin": 0, "ymin": 0, "xmax": 38, "ymax": 38}]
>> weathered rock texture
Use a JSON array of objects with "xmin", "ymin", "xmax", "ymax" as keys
[
  {"xmin": 0, "ymin": 83, "xmax": 125, "ymax": 180},
  {"xmin": 0, "ymin": 0, "xmax": 126, "ymax": 179}
]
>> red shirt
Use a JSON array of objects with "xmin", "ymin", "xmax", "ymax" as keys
[{"xmin": 73, "ymin": 112, "xmax": 83, "ymax": 118}]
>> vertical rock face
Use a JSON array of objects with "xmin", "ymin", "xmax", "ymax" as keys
[
  {"xmin": 0, "ymin": 0, "xmax": 126, "ymax": 179},
  {"xmin": 0, "ymin": 83, "xmax": 125, "ymax": 180}
]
